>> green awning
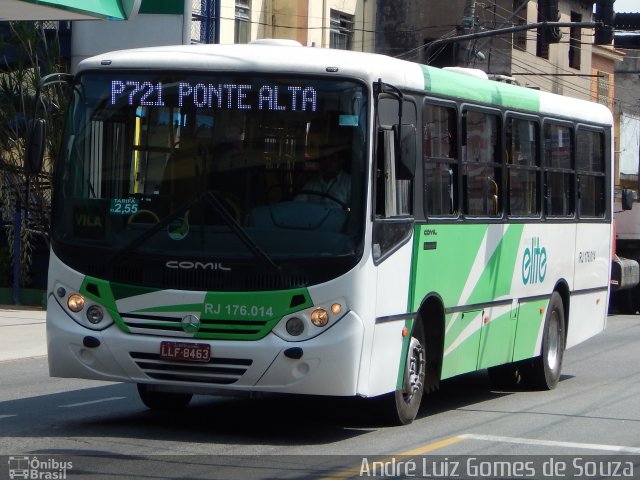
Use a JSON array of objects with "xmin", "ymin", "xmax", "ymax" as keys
[{"xmin": 18, "ymin": 0, "xmax": 134, "ymax": 20}]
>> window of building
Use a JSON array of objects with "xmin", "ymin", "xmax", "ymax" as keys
[
  {"xmin": 235, "ymin": 1, "xmax": 250, "ymax": 44},
  {"xmin": 514, "ymin": 18, "xmax": 527, "ymax": 51},
  {"xmin": 569, "ymin": 11, "xmax": 582, "ymax": 70},
  {"xmin": 513, "ymin": 0, "xmax": 527, "ymax": 51},
  {"xmin": 536, "ymin": 6, "xmax": 549, "ymax": 59},
  {"xmin": 576, "ymin": 128, "xmax": 606, "ymax": 217},
  {"xmin": 597, "ymin": 71, "xmax": 611, "ymax": 107},
  {"xmin": 462, "ymin": 110, "xmax": 501, "ymax": 217},
  {"xmin": 191, "ymin": 0, "xmax": 215, "ymax": 44},
  {"xmin": 330, "ymin": 10, "xmax": 354, "ymax": 50},
  {"xmin": 544, "ymin": 123, "xmax": 574, "ymax": 216},
  {"xmin": 424, "ymin": 102, "xmax": 458, "ymax": 216}
]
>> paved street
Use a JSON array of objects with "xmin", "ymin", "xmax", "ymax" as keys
[
  {"xmin": 1, "ymin": 308, "xmax": 640, "ymax": 480},
  {"xmin": 0, "ymin": 306, "xmax": 46, "ymax": 362}
]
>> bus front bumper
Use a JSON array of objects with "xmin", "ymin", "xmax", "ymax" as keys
[{"xmin": 46, "ymin": 295, "xmax": 365, "ymax": 397}]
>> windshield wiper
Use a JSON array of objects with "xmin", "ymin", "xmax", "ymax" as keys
[{"xmin": 202, "ymin": 190, "xmax": 281, "ymax": 272}]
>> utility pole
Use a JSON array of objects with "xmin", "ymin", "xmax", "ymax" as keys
[
  {"xmin": 425, "ymin": 21, "xmax": 597, "ymax": 65},
  {"xmin": 458, "ymin": 0, "xmax": 477, "ymax": 66}
]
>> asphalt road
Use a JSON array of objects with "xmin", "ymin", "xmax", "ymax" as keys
[{"xmin": 1, "ymin": 314, "xmax": 639, "ymax": 479}]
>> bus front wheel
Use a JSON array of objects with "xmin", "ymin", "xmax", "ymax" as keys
[
  {"xmin": 137, "ymin": 384, "xmax": 193, "ymax": 410},
  {"xmin": 525, "ymin": 292, "xmax": 565, "ymax": 390},
  {"xmin": 378, "ymin": 321, "xmax": 426, "ymax": 425}
]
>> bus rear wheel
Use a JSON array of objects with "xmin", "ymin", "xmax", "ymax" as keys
[
  {"xmin": 524, "ymin": 292, "xmax": 565, "ymax": 390},
  {"xmin": 379, "ymin": 322, "xmax": 426, "ymax": 425},
  {"xmin": 137, "ymin": 384, "xmax": 193, "ymax": 409}
]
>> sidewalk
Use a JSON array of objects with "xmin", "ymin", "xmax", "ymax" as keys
[{"xmin": 0, "ymin": 306, "xmax": 47, "ymax": 362}]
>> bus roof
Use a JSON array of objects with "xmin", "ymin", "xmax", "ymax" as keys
[{"xmin": 78, "ymin": 42, "xmax": 612, "ymax": 126}]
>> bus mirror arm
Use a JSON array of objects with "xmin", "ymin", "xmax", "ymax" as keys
[
  {"xmin": 24, "ymin": 118, "xmax": 46, "ymax": 174},
  {"xmin": 374, "ymin": 79, "xmax": 404, "ymax": 126},
  {"xmin": 24, "ymin": 73, "xmax": 73, "ymax": 175}
]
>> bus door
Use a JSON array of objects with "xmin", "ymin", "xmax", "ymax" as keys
[{"xmin": 368, "ymin": 87, "xmax": 418, "ymax": 395}]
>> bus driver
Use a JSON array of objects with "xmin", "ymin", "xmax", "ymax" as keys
[{"xmin": 296, "ymin": 146, "xmax": 351, "ymax": 207}]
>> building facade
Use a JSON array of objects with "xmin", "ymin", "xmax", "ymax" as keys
[
  {"xmin": 376, "ymin": 0, "xmax": 600, "ymax": 101},
  {"xmin": 216, "ymin": 0, "xmax": 373, "ymax": 50}
]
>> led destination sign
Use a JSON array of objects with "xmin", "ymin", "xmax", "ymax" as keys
[{"xmin": 110, "ymin": 80, "xmax": 318, "ymax": 112}]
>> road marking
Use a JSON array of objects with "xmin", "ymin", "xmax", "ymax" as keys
[
  {"xmin": 0, "ymin": 415, "xmax": 17, "ymax": 420},
  {"xmin": 322, "ymin": 432, "xmax": 640, "ymax": 479},
  {"xmin": 461, "ymin": 433, "xmax": 640, "ymax": 454},
  {"xmin": 321, "ymin": 436, "xmax": 464, "ymax": 479},
  {"xmin": 401, "ymin": 435, "xmax": 465, "ymax": 455},
  {"xmin": 59, "ymin": 396, "xmax": 126, "ymax": 408}
]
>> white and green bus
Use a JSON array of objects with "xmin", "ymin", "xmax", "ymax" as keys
[{"xmin": 37, "ymin": 41, "xmax": 612, "ymax": 425}]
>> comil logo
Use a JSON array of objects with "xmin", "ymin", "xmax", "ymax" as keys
[
  {"xmin": 166, "ymin": 261, "xmax": 231, "ymax": 271},
  {"xmin": 521, "ymin": 237, "xmax": 547, "ymax": 285}
]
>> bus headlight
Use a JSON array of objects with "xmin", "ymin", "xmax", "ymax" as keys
[
  {"xmin": 55, "ymin": 282, "xmax": 114, "ymax": 331},
  {"xmin": 286, "ymin": 317, "xmax": 304, "ymax": 336},
  {"xmin": 310, "ymin": 308, "xmax": 329, "ymax": 327},
  {"xmin": 86, "ymin": 305, "xmax": 105, "ymax": 324},
  {"xmin": 273, "ymin": 298, "xmax": 348, "ymax": 342},
  {"xmin": 67, "ymin": 294, "xmax": 85, "ymax": 312}
]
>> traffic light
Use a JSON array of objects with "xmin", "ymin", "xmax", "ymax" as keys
[
  {"xmin": 594, "ymin": 0, "xmax": 615, "ymax": 45},
  {"xmin": 538, "ymin": 0, "xmax": 562, "ymax": 44}
]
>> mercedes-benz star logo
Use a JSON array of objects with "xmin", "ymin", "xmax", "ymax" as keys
[{"xmin": 181, "ymin": 314, "xmax": 201, "ymax": 334}]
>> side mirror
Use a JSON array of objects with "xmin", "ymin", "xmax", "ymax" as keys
[
  {"xmin": 24, "ymin": 118, "xmax": 46, "ymax": 174},
  {"xmin": 622, "ymin": 188, "xmax": 634, "ymax": 211}
]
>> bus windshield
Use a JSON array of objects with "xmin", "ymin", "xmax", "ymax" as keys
[{"xmin": 52, "ymin": 71, "xmax": 368, "ymax": 287}]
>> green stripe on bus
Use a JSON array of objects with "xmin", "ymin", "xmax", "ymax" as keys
[
  {"xmin": 421, "ymin": 65, "xmax": 540, "ymax": 111},
  {"xmin": 409, "ymin": 223, "xmax": 528, "ymax": 378},
  {"xmin": 81, "ymin": 277, "xmax": 313, "ymax": 340}
]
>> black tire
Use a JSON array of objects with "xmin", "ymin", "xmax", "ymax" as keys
[
  {"xmin": 377, "ymin": 321, "xmax": 426, "ymax": 425},
  {"xmin": 524, "ymin": 291, "xmax": 565, "ymax": 390},
  {"xmin": 137, "ymin": 384, "xmax": 193, "ymax": 410}
]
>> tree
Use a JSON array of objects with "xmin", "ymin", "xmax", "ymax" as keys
[{"xmin": 0, "ymin": 21, "xmax": 68, "ymax": 290}]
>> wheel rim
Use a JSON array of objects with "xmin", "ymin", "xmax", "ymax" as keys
[
  {"xmin": 403, "ymin": 337, "xmax": 425, "ymax": 403},
  {"xmin": 546, "ymin": 310, "xmax": 560, "ymax": 371}
]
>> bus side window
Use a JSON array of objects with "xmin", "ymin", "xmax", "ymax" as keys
[
  {"xmin": 375, "ymin": 97, "xmax": 416, "ymax": 218},
  {"xmin": 423, "ymin": 102, "xmax": 458, "ymax": 216},
  {"xmin": 544, "ymin": 123, "xmax": 574, "ymax": 217},
  {"xmin": 506, "ymin": 117, "xmax": 540, "ymax": 217},
  {"xmin": 576, "ymin": 127, "xmax": 606, "ymax": 218},
  {"xmin": 373, "ymin": 126, "xmax": 414, "ymax": 262},
  {"xmin": 461, "ymin": 109, "xmax": 502, "ymax": 217},
  {"xmin": 376, "ymin": 129, "xmax": 398, "ymax": 217}
]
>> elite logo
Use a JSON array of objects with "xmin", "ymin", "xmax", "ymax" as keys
[{"xmin": 522, "ymin": 237, "xmax": 547, "ymax": 285}]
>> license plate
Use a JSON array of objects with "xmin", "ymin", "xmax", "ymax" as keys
[{"xmin": 160, "ymin": 341, "xmax": 211, "ymax": 363}]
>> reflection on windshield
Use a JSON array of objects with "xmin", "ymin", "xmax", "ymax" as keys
[{"xmin": 54, "ymin": 73, "xmax": 368, "ymax": 262}]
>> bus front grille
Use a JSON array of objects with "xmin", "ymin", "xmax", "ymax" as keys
[
  {"xmin": 120, "ymin": 313, "xmax": 275, "ymax": 340},
  {"xmin": 130, "ymin": 352, "xmax": 252, "ymax": 384}
]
